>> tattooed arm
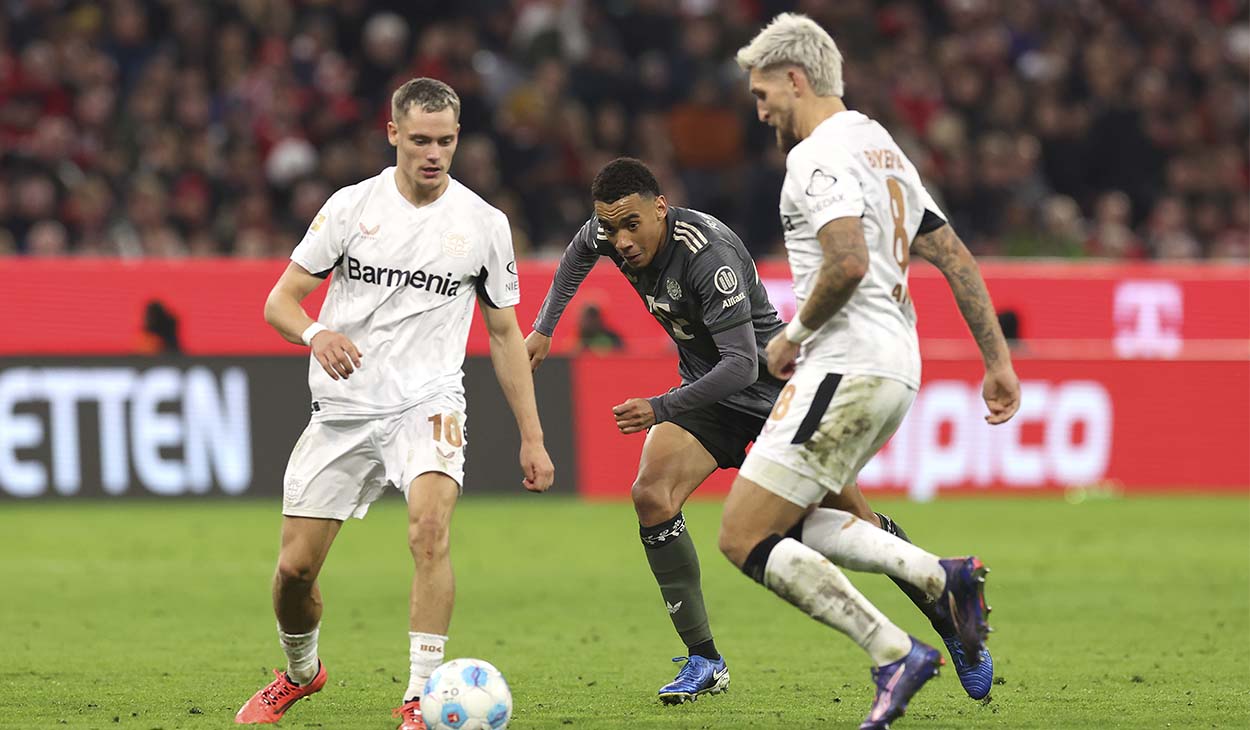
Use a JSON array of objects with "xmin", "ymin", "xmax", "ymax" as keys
[
  {"xmin": 911, "ymin": 223, "xmax": 1021, "ymax": 424},
  {"xmin": 766, "ymin": 217, "xmax": 868, "ymax": 378},
  {"xmin": 798, "ymin": 217, "xmax": 870, "ymax": 330}
]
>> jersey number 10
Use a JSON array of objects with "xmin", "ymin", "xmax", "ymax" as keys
[
  {"xmin": 886, "ymin": 177, "xmax": 911, "ymax": 307},
  {"xmin": 428, "ymin": 413, "xmax": 464, "ymax": 447}
]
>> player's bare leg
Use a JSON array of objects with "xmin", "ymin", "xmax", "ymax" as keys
[
  {"xmin": 818, "ymin": 480, "xmax": 876, "ymax": 521},
  {"xmin": 397, "ymin": 471, "xmax": 460, "ymax": 730},
  {"xmin": 631, "ymin": 423, "xmax": 728, "ymax": 703},
  {"xmin": 236, "ymin": 517, "xmax": 340, "ymax": 724},
  {"xmin": 719, "ymin": 476, "xmax": 941, "ymax": 728},
  {"xmin": 274, "ymin": 516, "xmax": 342, "ymax": 633},
  {"xmin": 633, "ymin": 423, "xmax": 717, "ymax": 526}
]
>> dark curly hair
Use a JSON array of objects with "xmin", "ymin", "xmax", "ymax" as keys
[{"xmin": 591, "ymin": 157, "xmax": 661, "ymax": 204}]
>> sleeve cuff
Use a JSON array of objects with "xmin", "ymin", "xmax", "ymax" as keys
[{"xmin": 648, "ymin": 395, "xmax": 670, "ymax": 424}]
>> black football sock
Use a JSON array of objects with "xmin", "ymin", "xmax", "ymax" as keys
[
  {"xmin": 876, "ymin": 512, "xmax": 955, "ymax": 638},
  {"xmin": 640, "ymin": 513, "xmax": 717, "ymax": 658}
]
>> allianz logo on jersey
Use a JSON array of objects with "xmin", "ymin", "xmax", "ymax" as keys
[{"xmin": 346, "ymin": 255, "xmax": 462, "ymax": 296}]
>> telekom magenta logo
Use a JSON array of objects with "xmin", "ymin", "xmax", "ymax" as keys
[
  {"xmin": 1113, "ymin": 281, "xmax": 1183, "ymax": 358},
  {"xmin": 860, "ymin": 380, "xmax": 1113, "ymax": 500}
]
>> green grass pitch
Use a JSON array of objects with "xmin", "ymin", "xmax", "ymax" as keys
[{"xmin": 2, "ymin": 494, "xmax": 1247, "ymax": 729}]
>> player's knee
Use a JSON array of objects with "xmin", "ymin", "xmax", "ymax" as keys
[
  {"xmin": 408, "ymin": 514, "xmax": 451, "ymax": 562},
  {"xmin": 630, "ymin": 478, "xmax": 676, "ymax": 522},
  {"xmin": 275, "ymin": 558, "xmax": 319, "ymax": 587}
]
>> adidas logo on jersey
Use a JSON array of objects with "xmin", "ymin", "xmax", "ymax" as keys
[{"xmin": 346, "ymin": 255, "xmax": 462, "ymax": 296}]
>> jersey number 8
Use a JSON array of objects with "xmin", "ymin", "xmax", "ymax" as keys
[{"xmin": 886, "ymin": 177, "xmax": 911, "ymax": 307}]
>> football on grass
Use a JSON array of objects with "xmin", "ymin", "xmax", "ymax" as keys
[{"xmin": 421, "ymin": 658, "xmax": 512, "ymax": 730}]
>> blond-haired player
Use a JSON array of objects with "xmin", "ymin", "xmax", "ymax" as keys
[
  {"xmin": 719, "ymin": 15, "xmax": 1021, "ymax": 729},
  {"xmin": 235, "ymin": 78, "xmax": 554, "ymax": 729}
]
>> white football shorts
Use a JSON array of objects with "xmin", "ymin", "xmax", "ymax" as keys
[
  {"xmin": 740, "ymin": 371, "xmax": 915, "ymax": 508},
  {"xmin": 282, "ymin": 401, "xmax": 467, "ymax": 520}
]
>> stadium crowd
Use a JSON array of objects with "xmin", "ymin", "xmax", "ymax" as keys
[{"xmin": 1, "ymin": 0, "xmax": 1247, "ymax": 260}]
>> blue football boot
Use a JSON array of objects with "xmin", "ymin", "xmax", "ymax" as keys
[
  {"xmin": 933, "ymin": 557, "xmax": 991, "ymax": 665},
  {"xmin": 859, "ymin": 638, "xmax": 942, "ymax": 730},
  {"xmin": 944, "ymin": 635, "xmax": 994, "ymax": 700},
  {"xmin": 657, "ymin": 655, "xmax": 730, "ymax": 705}
]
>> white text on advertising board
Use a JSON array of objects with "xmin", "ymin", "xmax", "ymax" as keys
[{"xmin": 0, "ymin": 367, "xmax": 252, "ymax": 497}]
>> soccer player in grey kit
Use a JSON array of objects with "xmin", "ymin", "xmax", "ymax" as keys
[{"xmin": 526, "ymin": 157, "xmax": 957, "ymax": 705}]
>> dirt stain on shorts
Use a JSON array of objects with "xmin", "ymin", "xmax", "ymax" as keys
[{"xmin": 797, "ymin": 376, "xmax": 901, "ymax": 487}]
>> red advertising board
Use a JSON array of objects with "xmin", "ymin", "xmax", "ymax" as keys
[
  {"xmin": 2, "ymin": 259, "xmax": 1247, "ymax": 358},
  {"xmin": 4, "ymin": 258, "xmax": 1246, "ymax": 496},
  {"xmin": 570, "ymin": 355, "xmax": 1250, "ymax": 498}
]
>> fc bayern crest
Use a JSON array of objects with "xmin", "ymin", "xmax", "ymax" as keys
[{"xmin": 666, "ymin": 278, "xmax": 683, "ymax": 300}]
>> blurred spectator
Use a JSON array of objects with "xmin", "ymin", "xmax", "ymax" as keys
[
  {"xmin": 139, "ymin": 300, "xmax": 181, "ymax": 353},
  {"xmin": 1212, "ymin": 197, "xmax": 1250, "ymax": 260},
  {"xmin": 1086, "ymin": 191, "xmax": 1145, "ymax": 259},
  {"xmin": 0, "ymin": 0, "xmax": 1245, "ymax": 260},
  {"xmin": 26, "ymin": 219, "xmax": 69, "ymax": 256},
  {"xmin": 578, "ymin": 303, "xmax": 624, "ymax": 353},
  {"xmin": 1147, "ymin": 196, "xmax": 1203, "ymax": 259},
  {"xmin": 1004, "ymin": 195, "xmax": 1087, "ymax": 258},
  {"xmin": 997, "ymin": 310, "xmax": 1023, "ymax": 352}
]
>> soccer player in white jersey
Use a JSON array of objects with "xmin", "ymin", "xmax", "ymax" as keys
[
  {"xmin": 719, "ymin": 15, "xmax": 1022, "ymax": 729},
  {"xmin": 234, "ymin": 78, "xmax": 555, "ymax": 730}
]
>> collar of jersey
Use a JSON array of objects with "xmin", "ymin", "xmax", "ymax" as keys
[
  {"xmin": 813, "ymin": 109, "xmax": 864, "ymax": 137},
  {"xmin": 386, "ymin": 166, "xmax": 457, "ymax": 212},
  {"xmin": 648, "ymin": 209, "xmax": 681, "ymax": 271}
]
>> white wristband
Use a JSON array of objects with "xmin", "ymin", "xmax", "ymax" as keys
[
  {"xmin": 785, "ymin": 318, "xmax": 817, "ymax": 345},
  {"xmin": 301, "ymin": 322, "xmax": 328, "ymax": 346}
]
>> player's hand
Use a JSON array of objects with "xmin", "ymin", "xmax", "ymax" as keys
[
  {"xmin": 525, "ymin": 331, "xmax": 552, "ymax": 372},
  {"xmin": 612, "ymin": 398, "xmax": 655, "ymax": 434},
  {"xmin": 982, "ymin": 364, "xmax": 1021, "ymax": 424},
  {"xmin": 310, "ymin": 330, "xmax": 363, "ymax": 381},
  {"xmin": 519, "ymin": 439, "xmax": 554, "ymax": 492},
  {"xmin": 766, "ymin": 331, "xmax": 800, "ymax": 380}
]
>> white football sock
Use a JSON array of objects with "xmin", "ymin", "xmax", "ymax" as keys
[
  {"xmin": 406, "ymin": 632, "xmax": 447, "ymax": 702},
  {"xmin": 278, "ymin": 624, "xmax": 319, "ymax": 685},
  {"xmin": 764, "ymin": 537, "xmax": 911, "ymax": 666},
  {"xmin": 801, "ymin": 509, "xmax": 946, "ymax": 599}
]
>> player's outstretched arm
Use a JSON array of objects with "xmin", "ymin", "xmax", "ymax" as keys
[
  {"xmin": 637, "ymin": 323, "xmax": 757, "ymax": 428},
  {"xmin": 264, "ymin": 261, "xmax": 362, "ymax": 381},
  {"xmin": 527, "ymin": 223, "xmax": 602, "ymax": 371},
  {"xmin": 481, "ymin": 301, "xmax": 556, "ymax": 492},
  {"xmin": 767, "ymin": 217, "xmax": 868, "ymax": 378},
  {"xmin": 911, "ymin": 224, "xmax": 1020, "ymax": 424}
]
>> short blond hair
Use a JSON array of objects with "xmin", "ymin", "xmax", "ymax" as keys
[
  {"xmin": 391, "ymin": 77, "xmax": 461, "ymax": 121},
  {"xmin": 736, "ymin": 13, "xmax": 844, "ymax": 97}
]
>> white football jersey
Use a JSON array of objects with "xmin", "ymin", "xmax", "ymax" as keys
[
  {"xmin": 291, "ymin": 169, "xmax": 519, "ymax": 420},
  {"xmin": 780, "ymin": 110, "xmax": 944, "ymax": 389}
]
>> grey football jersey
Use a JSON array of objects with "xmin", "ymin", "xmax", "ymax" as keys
[{"xmin": 534, "ymin": 206, "xmax": 785, "ymax": 420}]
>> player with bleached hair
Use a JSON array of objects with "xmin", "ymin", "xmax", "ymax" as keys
[
  {"xmin": 234, "ymin": 78, "xmax": 554, "ymax": 729},
  {"xmin": 720, "ymin": 14, "xmax": 1021, "ymax": 729}
]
